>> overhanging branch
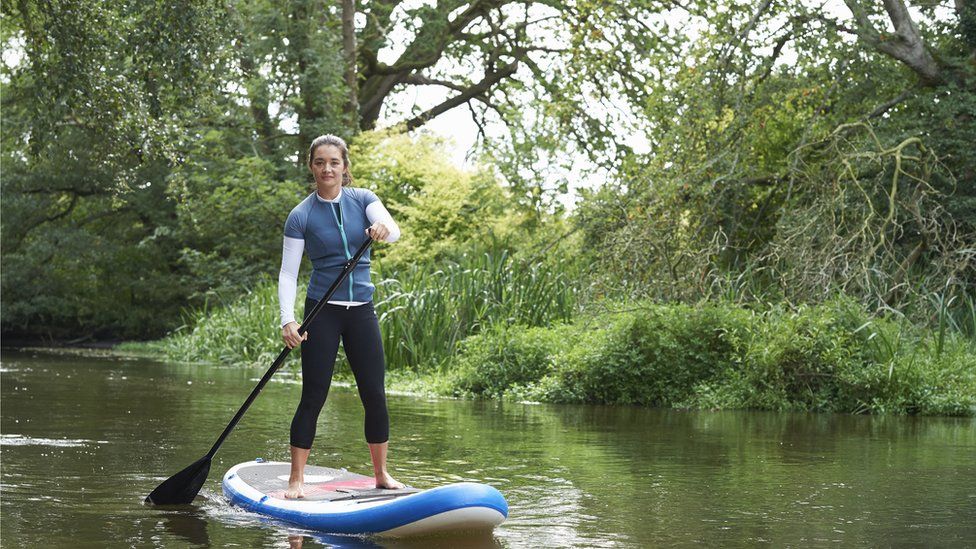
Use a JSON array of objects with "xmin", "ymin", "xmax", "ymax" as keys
[
  {"xmin": 842, "ymin": 0, "xmax": 944, "ymax": 85},
  {"xmin": 402, "ymin": 61, "xmax": 518, "ymax": 130}
]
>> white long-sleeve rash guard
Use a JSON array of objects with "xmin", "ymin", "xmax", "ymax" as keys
[{"xmin": 278, "ymin": 200, "xmax": 400, "ymax": 327}]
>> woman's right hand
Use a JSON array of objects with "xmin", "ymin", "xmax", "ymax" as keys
[{"xmin": 282, "ymin": 321, "xmax": 307, "ymax": 349}]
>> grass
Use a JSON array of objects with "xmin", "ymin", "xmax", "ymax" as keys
[
  {"xmin": 375, "ymin": 249, "xmax": 581, "ymax": 370},
  {"xmin": 150, "ymin": 250, "xmax": 582, "ymax": 369},
  {"xmin": 148, "ymin": 280, "xmax": 292, "ymax": 366}
]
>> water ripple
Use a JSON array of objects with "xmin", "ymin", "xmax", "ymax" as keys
[{"xmin": 0, "ymin": 434, "xmax": 108, "ymax": 447}]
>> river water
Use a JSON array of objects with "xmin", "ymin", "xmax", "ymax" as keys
[{"xmin": 2, "ymin": 349, "xmax": 974, "ymax": 547}]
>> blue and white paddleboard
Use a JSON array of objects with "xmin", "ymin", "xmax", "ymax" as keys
[{"xmin": 222, "ymin": 460, "xmax": 508, "ymax": 537}]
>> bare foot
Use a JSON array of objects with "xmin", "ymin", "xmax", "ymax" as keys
[
  {"xmin": 284, "ymin": 480, "xmax": 305, "ymax": 499},
  {"xmin": 376, "ymin": 472, "xmax": 405, "ymax": 490}
]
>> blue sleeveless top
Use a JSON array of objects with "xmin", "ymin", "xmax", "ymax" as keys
[{"xmin": 284, "ymin": 188, "xmax": 378, "ymax": 303}]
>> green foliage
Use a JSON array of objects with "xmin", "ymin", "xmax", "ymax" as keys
[
  {"xmin": 698, "ymin": 299, "xmax": 880, "ymax": 412},
  {"xmin": 453, "ymin": 303, "xmax": 748, "ymax": 405},
  {"xmin": 1, "ymin": 0, "xmax": 232, "ymax": 338},
  {"xmin": 350, "ymin": 131, "xmax": 513, "ymax": 268},
  {"xmin": 350, "ymin": 131, "xmax": 454, "ymax": 217},
  {"xmin": 876, "ymin": 83, "xmax": 976, "ymax": 231},
  {"xmin": 0, "ymin": 212, "xmax": 188, "ymax": 338},
  {"xmin": 156, "ymin": 247, "xmax": 582, "ymax": 368},
  {"xmin": 2, "ymin": 0, "xmax": 227, "ymax": 156},
  {"xmin": 157, "ymin": 278, "xmax": 299, "ymax": 366},
  {"xmin": 230, "ymin": 0, "xmax": 349, "ymax": 145},
  {"xmin": 167, "ymin": 131, "xmax": 307, "ymax": 297},
  {"xmin": 452, "ymin": 324, "xmax": 573, "ymax": 398},
  {"xmin": 550, "ymin": 305, "xmax": 749, "ymax": 406},
  {"xmin": 569, "ymin": 1, "xmax": 975, "ymax": 333},
  {"xmin": 450, "ymin": 298, "xmax": 976, "ymax": 416},
  {"xmin": 0, "ymin": 123, "xmax": 189, "ymax": 336},
  {"xmin": 386, "ymin": 171, "xmax": 506, "ymax": 268},
  {"xmin": 374, "ymin": 247, "xmax": 582, "ymax": 370},
  {"xmin": 0, "ymin": 0, "xmax": 354, "ymax": 339}
]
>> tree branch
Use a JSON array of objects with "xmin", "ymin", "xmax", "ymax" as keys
[
  {"xmin": 755, "ymin": 29, "xmax": 794, "ymax": 84},
  {"xmin": 402, "ymin": 61, "xmax": 517, "ymax": 130},
  {"xmin": 360, "ymin": 73, "xmax": 406, "ymax": 123},
  {"xmin": 400, "ymin": 73, "xmax": 506, "ymax": 113},
  {"xmin": 842, "ymin": 0, "xmax": 944, "ymax": 85},
  {"xmin": 400, "ymin": 74, "xmax": 470, "ymax": 93},
  {"xmin": 358, "ymin": 0, "xmax": 510, "ymax": 127},
  {"xmin": 719, "ymin": 0, "xmax": 774, "ymax": 62},
  {"xmin": 366, "ymin": 0, "xmax": 504, "ymax": 77},
  {"xmin": 467, "ymin": 100, "xmax": 488, "ymax": 143},
  {"xmin": 865, "ymin": 89, "xmax": 914, "ymax": 119}
]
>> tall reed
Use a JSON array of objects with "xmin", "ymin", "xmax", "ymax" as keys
[
  {"xmin": 375, "ymin": 250, "xmax": 581, "ymax": 371},
  {"xmin": 158, "ymin": 280, "xmax": 294, "ymax": 365},
  {"xmin": 157, "ymin": 250, "xmax": 581, "ymax": 368}
]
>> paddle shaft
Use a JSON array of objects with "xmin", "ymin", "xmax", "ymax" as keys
[{"xmin": 204, "ymin": 235, "xmax": 374, "ymax": 460}]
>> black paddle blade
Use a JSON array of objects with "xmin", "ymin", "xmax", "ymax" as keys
[{"xmin": 145, "ymin": 456, "xmax": 212, "ymax": 505}]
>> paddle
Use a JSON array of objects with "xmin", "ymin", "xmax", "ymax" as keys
[{"xmin": 145, "ymin": 233, "xmax": 375, "ymax": 505}]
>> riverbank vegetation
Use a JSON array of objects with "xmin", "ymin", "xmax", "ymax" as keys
[
  {"xmin": 5, "ymin": 1, "xmax": 975, "ymax": 414},
  {"xmin": 149, "ymin": 246, "xmax": 583, "ymax": 368},
  {"xmin": 138, "ymin": 260, "xmax": 974, "ymax": 416},
  {"xmin": 452, "ymin": 299, "xmax": 975, "ymax": 415}
]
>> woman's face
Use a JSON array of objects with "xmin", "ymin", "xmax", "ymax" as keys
[{"xmin": 309, "ymin": 145, "xmax": 346, "ymax": 188}]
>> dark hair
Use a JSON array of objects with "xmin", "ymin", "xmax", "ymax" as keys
[{"xmin": 308, "ymin": 134, "xmax": 353, "ymax": 186}]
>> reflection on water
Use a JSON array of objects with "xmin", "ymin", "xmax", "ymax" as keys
[
  {"xmin": 160, "ymin": 506, "xmax": 211, "ymax": 547},
  {"xmin": 282, "ymin": 531, "xmax": 500, "ymax": 549},
  {"xmin": 1, "ymin": 349, "xmax": 975, "ymax": 547},
  {"xmin": 0, "ymin": 434, "xmax": 107, "ymax": 447}
]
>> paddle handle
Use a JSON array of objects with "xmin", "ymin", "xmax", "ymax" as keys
[{"xmin": 205, "ymin": 235, "xmax": 374, "ymax": 459}]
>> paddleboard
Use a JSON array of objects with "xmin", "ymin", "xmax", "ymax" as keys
[{"xmin": 222, "ymin": 459, "xmax": 508, "ymax": 537}]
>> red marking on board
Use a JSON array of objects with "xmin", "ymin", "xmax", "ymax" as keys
[
  {"xmin": 267, "ymin": 477, "xmax": 376, "ymax": 499},
  {"xmin": 314, "ymin": 478, "xmax": 376, "ymax": 491}
]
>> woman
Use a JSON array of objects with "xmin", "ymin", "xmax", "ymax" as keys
[{"xmin": 278, "ymin": 134, "xmax": 404, "ymax": 498}]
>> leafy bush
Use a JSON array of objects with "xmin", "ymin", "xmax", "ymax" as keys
[
  {"xmin": 350, "ymin": 130, "xmax": 512, "ymax": 269},
  {"xmin": 452, "ymin": 324, "xmax": 573, "ymax": 398},
  {"xmin": 449, "ymin": 298, "xmax": 976, "ymax": 416},
  {"xmin": 168, "ymin": 136, "xmax": 307, "ymax": 298},
  {"xmin": 722, "ymin": 299, "xmax": 975, "ymax": 415},
  {"xmin": 541, "ymin": 304, "xmax": 749, "ymax": 406},
  {"xmin": 453, "ymin": 303, "xmax": 748, "ymax": 405},
  {"xmin": 687, "ymin": 299, "xmax": 877, "ymax": 412}
]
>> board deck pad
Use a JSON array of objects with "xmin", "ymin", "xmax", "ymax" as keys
[
  {"xmin": 234, "ymin": 462, "xmax": 419, "ymax": 501},
  {"xmin": 224, "ymin": 460, "xmax": 509, "ymax": 537}
]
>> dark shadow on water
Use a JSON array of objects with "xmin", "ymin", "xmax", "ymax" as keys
[
  {"xmin": 159, "ymin": 506, "xmax": 211, "ymax": 547},
  {"xmin": 291, "ymin": 533, "xmax": 380, "ymax": 548},
  {"xmin": 289, "ymin": 530, "xmax": 501, "ymax": 548}
]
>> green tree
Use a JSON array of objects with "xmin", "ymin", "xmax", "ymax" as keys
[
  {"xmin": 1, "ymin": 0, "xmax": 228, "ymax": 338},
  {"xmin": 350, "ymin": 131, "xmax": 511, "ymax": 268},
  {"xmin": 567, "ymin": 0, "xmax": 975, "ymax": 321}
]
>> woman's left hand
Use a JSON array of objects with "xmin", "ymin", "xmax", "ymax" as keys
[{"xmin": 367, "ymin": 222, "xmax": 391, "ymax": 242}]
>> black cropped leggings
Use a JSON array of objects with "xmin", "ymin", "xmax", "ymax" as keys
[{"xmin": 290, "ymin": 299, "xmax": 389, "ymax": 449}]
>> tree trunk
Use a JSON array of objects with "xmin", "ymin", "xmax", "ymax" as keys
[
  {"xmin": 240, "ymin": 54, "xmax": 275, "ymax": 157},
  {"xmin": 342, "ymin": 0, "xmax": 359, "ymax": 131},
  {"xmin": 290, "ymin": 1, "xmax": 322, "ymax": 161},
  {"xmin": 844, "ymin": 0, "xmax": 945, "ymax": 85}
]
